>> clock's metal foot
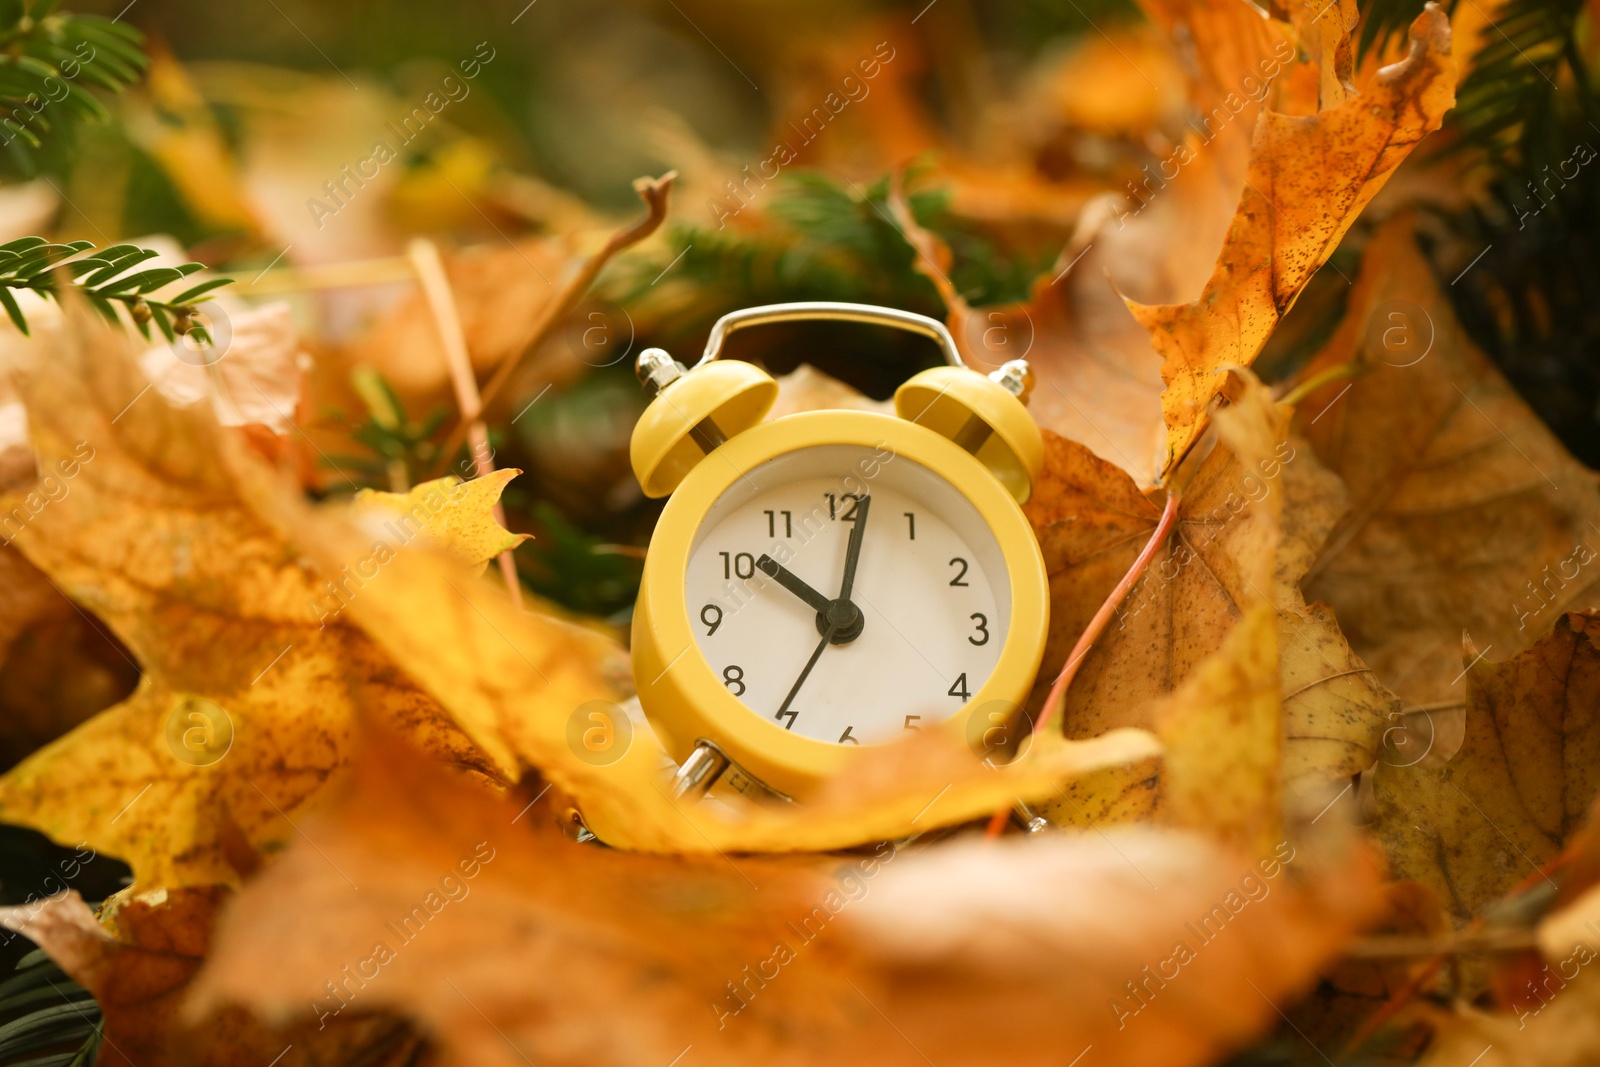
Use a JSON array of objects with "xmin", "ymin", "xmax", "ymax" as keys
[
  {"xmin": 1012, "ymin": 801, "xmax": 1052, "ymax": 833},
  {"xmin": 671, "ymin": 740, "xmax": 794, "ymax": 804},
  {"xmin": 672, "ymin": 740, "xmax": 731, "ymax": 798}
]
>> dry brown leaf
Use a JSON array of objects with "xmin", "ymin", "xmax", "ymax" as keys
[
  {"xmin": 1373, "ymin": 611, "xmax": 1600, "ymax": 926},
  {"xmin": 137, "ymin": 301, "xmax": 308, "ymax": 434},
  {"xmin": 1276, "ymin": 428, "xmax": 1400, "ymax": 781},
  {"xmin": 1024, "ymin": 369, "xmax": 1388, "ymax": 831},
  {"xmin": 1130, "ymin": 4, "xmax": 1457, "ymax": 475},
  {"xmin": 1417, "ymin": 993, "xmax": 1600, "ymax": 1067},
  {"xmin": 1297, "ymin": 216, "xmax": 1600, "ymax": 707},
  {"xmin": 0, "ymin": 889, "xmax": 421, "ymax": 1066},
  {"xmin": 190, "ymin": 724, "xmax": 1383, "ymax": 1067},
  {"xmin": 765, "ymin": 365, "xmax": 893, "ymax": 422},
  {"xmin": 1289, "ymin": 880, "xmax": 1446, "ymax": 1056}
]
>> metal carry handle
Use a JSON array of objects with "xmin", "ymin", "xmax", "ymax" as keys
[{"xmin": 696, "ymin": 301, "xmax": 966, "ymax": 370}]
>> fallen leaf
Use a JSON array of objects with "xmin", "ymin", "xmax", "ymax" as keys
[
  {"xmin": 352, "ymin": 470, "xmax": 531, "ymax": 571},
  {"xmin": 190, "ymin": 723, "xmax": 1383, "ymax": 1067},
  {"xmin": 137, "ymin": 301, "xmax": 308, "ymax": 434},
  {"xmin": 347, "ymin": 236, "xmax": 573, "ymax": 397},
  {"xmin": 0, "ymin": 889, "xmax": 422, "ymax": 1065},
  {"xmin": 1027, "ymin": 371, "xmax": 1387, "ymax": 822},
  {"xmin": 1296, "ymin": 215, "xmax": 1600, "ymax": 707},
  {"xmin": 1276, "ymin": 427, "xmax": 1400, "ymax": 782},
  {"xmin": 0, "ymin": 315, "xmax": 530, "ymax": 888},
  {"xmin": 1152, "ymin": 602, "xmax": 1281, "ymax": 854},
  {"xmin": 765, "ymin": 365, "xmax": 893, "ymax": 422},
  {"xmin": 1373, "ymin": 611, "xmax": 1600, "ymax": 926},
  {"xmin": 1129, "ymin": 4, "xmax": 1457, "ymax": 474}
]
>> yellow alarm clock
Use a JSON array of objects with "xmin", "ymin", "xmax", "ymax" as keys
[{"xmin": 628, "ymin": 302, "xmax": 1048, "ymax": 802}]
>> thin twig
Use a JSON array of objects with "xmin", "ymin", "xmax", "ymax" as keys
[
  {"xmin": 886, "ymin": 168, "xmax": 973, "ymax": 360},
  {"xmin": 985, "ymin": 488, "xmax": 1184, "ymax": 838},
  {"xmin": 429, "ymin": 172, "xmax": 676, "ymax": 476},
  {"xmin": 1342, "ymin": 929, "xmax": 1538, "ymax": 959},
  {"xmin": 1340, "ymin": 851, "xmax": 1572, "ymax": 1057},
  {"xmin": 408, "ymin": 237, "xmax": 524, "ymax": 610}
]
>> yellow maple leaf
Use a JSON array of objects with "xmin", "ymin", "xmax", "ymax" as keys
[
  {"xmin": 0, "ymin": 317, "xmax": 532, "ymax": 889},
  {"xmin": 352, "ymin": 472, "xmax": 530, "ymax": 573}
]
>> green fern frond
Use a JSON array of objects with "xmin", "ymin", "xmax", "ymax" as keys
[
  {"xmin": 0, "ymin": 949, "xmax": 100, "ymax": 1067},
  {"xmin": 0, "ymin": 237, "xmax": 233, "ymax": 342},
  {"xmin": 0, "ymin": 0, "xmax": 147, "ymax": 175},
  {"xmin": 1354, "ymin": 0, "xmax": 1431, "ymax": 64},
  {"xmin": 1450, "ymin": 0, "xmax": 1589, "ymax": 175}
]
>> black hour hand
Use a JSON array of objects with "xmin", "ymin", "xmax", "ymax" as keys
[{"xmin": 757, "ymin": 555, "xmax": 831, "ymax": 614}]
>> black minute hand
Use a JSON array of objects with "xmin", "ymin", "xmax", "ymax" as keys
[
  {"xmin": 757, "ymin": 555, "xmax": 831, "ymax": 614},
  {"xmin": 837, "ymin": 494, "xmax": 871, "ymax": 602}
]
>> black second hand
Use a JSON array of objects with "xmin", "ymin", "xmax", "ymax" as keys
[{"xmin": 777, "ymin": 620, "xmax": 839, "ymax": 717}]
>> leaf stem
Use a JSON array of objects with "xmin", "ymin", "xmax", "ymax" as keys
[
  {"xmin": 1279, "ymin": 359, "xmax": 1363, "ymax": 409},
  {"xmin": 984, "ymin": 487, "xmax": 1183, "ymax": 838},
  {"xmin": 428, "ymin": 172, "xmax": 676, "ymax": 478}
]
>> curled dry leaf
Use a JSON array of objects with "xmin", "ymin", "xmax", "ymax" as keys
[
  {"xmin": 137, "ymin": 301, "xmax": 308, "ymax": 435},
  {"xmin": 1373, "ymin": 611, "xmax": 1600, "ymax": 927},
  {"xmin": 0, "ymin": 889, "xmax": 422, "ymax": 1066},
  {"xmin": 1027, "ymin": 371, "xmax": 1389, "ymax": 836},
  {"xmin": 0, "ymin": 315, "xmax": 529, "ymax": 888},
  {"xmin": 1130, "ymin": 4, "xmax": 1457, "ymax": 476},
  {"xmin": 1296, "ymin": 216, "xmax": 1600, "ymax": 707},
  {"xmin": 190, "ymin": 724, "xmax": 1383, "ymax": 1067}
]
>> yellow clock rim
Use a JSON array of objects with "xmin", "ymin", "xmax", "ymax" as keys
[{"xmin": 632, "ymin": 409, "xmax": 1050, "ymax": 799}]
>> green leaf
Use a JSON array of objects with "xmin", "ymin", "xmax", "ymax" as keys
[
  {"xmin": 149, "ymin": 302, "xmax": 175, "ymax": 343},
  {"xmin": 0, "ymin": 286, "xmax": 29, "ymax": 334},
  {"xmin": 80, "ymin": 247, "xmax": 158, "ymax": 286},
  {"xmin": 167, "ymin": 276, "xmax": 233, "ymax": 305},
  {"xmin": 100, "ymin": 265, "xmax": 185, "ymax": 295},
  {"xmin": 82, "ymin": 291, "xmax": 118, "ymax": 327}
]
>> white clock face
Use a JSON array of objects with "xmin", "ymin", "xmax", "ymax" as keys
[{"xmin": 684, "ymin": 443, "xmax": 1011, "ymax": 745}]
